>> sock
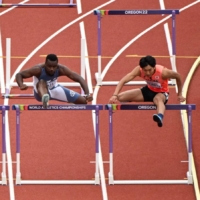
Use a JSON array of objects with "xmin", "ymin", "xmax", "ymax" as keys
[{"xmin": 158, "ymin": 113, "xmax": 163, "ymax": 120}]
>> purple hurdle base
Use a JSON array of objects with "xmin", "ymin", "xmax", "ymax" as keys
[
  {"xmin": 105, "ymin": 104, "xmax": 195, "ymax": 185},
  {"xmin": 13, "ymin": 104, "xmax": 103, "ymax": 185}
]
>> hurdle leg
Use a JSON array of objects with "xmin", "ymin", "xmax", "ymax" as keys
[
  {"xmin": 81, "ymin": 38, "xmax": 85, "ymax": 95},
  {"xmin": 187, "ymin": 105, "xmax": 193, "ymax": 184},
  {"xmin": 108, "ymin": 105, "xmax": 114, "ymax": 184},
  {"xmin": 94, "ymin": 106, "xmax": 100, "ymax": 184},
  {"xmin": 1, "ymin": 106, "xmax": 7, "ymax": 185},
  {"xmin": 6, "ymin": 38, "xmax": 11, "ymax": 95},
  {"xmin": 15, "ymin": 106, "xmax": 21, "ymax": 185},
  {"xmin": 95, "ymin": 12, "xmax": 102, "ymax": 85}
]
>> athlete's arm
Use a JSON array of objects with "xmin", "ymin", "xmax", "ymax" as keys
[
  {"xmin": 162, "ymin": 68, "xmax": 186, "ymax": 102},
  {"xmin": 109, "ymin": 66, "xmax": 141, "ymax": 103},
  {"xmin": 15, "ymin": 66, "xmax": 41, "ymax": 90},
  {"xmin": 113, "ymin": 66, "xmax": 140, "ymax": 96},
  {"xmin": 59, "ymin": 65, "xmax": 90, "ymax": 95}
]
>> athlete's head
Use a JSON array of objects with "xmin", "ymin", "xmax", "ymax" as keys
[
  {"xmin": 139, "ymin": 55, "xmax": 156, "ymax": 77},
  {"xmin": 45, "ymin": 54, "xmax": 59, "ymax": 76}
]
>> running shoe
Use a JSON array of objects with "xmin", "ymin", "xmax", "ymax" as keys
[
  {"xmin": 42, "ymin": 94, "xmax": 49, "ymax": 109},
  {"xmin": 153, "ymin": 114, "xmax": 163, "ymax": 127}
]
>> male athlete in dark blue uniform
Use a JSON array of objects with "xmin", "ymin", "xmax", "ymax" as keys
[{"xmin": 16, "ymin": 54, "xmax": 93, "ymax": 108}]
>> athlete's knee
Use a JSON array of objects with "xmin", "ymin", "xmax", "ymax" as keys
[
  {"xmin": 73, "ymin": 96, "xmax": 87, "ymax": 104},
  {"xmin": 37, "ymin": 79, "xmax": 47, "ymax": 88},
  {"xmin": 153, "ymin": 96, "xmax": 164, "ymax": 104},
  {"xmin": 117, "ymin": 93, "xmax": 123, "ymax": 102}
]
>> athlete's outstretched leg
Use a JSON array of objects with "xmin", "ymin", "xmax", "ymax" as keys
[
  {"xmin": 49, "ymin": 86, "xmax": 87, "ymax": 104},
  {"xmin": 73, "ymin": 96, "xmax": 87, "ymax": 104},
  {"xmin": 36, "ymin": 79, "xmax": 49, "ymax": 108},
  {"xmin": 153, "ymin": 93, "xmax": 166, "ymax": 127},
  {"xmin": 117, "ymin": 88, "xmax": 144, "ymax": 102}
]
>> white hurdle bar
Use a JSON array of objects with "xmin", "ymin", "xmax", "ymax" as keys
[
  {"xmin": 13, "ymin": 104, "xmax": 103, "ymax": 185},
  {"xmin": 106, "ymin": 104, "xmax": 195, "ymax": 185}
]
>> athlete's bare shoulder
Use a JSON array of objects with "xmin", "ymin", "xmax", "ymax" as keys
[
  {"xmin": 27, "ymin": 64, "xmax": 42, "ymax": 78},
  {"xmin": 57, "ymin": 64, "xmax": 72, "ymax": 76}
]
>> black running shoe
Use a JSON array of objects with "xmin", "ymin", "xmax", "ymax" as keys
[{"xmin": 153, "ymin": 114, "xmax": 163, "ymax": 127}]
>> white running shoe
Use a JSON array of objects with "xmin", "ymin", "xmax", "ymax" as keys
[{"xmin": 42, "ymin": 94, "xmax": 49, "ymax": 109}]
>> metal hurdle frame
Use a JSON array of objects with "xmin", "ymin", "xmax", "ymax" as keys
[
  {"xmin": 105, "ymin": 104, "xmax": 195, "ymax": 185},
  {"xmin": 93, "ymin": 9, "xmax": 179, "ymax": 86},
  {"xmin": 2, "ymin": 36, "xmax": 86, "ymax": 98},
  {"xmin": 0, "ymin": 105, "xmax": 10, "ymax": 185},
  {"xmin": 0, "ymin": 1, "xmax": 76, "ymax": 7},
  {"xmin": 12, "ymin": 104, "xmax": 103, "ymax": 185}
]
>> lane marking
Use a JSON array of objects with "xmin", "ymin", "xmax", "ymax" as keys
[
  {"xmin": 79, "ymin": 22, "xmax": 93, "ymax": 94},
  {"xmin": 9, "ymin": 0, "xmax": 115, "ymax": 85},
  {"xmin": 79, "ymin": 19, "xmax": 108, "ymax": 200},
  {"xmin": 159, "ymin": 0, "xmax": 165, "ymax": 16},
  {"xmin": 3, "ymin": 1, "xmax": 115, "ymax": 200},
  {"xmin": 4, "ymin": 99, "xmax": 15, "ymax": 200},
  {"xmin": 0, "ymin": 0, "xmax": 29, "ymax": 16},
  {"xmin": 93, "ymin": 2, "xmax": 200, "ymax": 198},
  {"xmin": 0, "ymin": 28, "xmax": 5, "ymax": 94},
  {"xmin": 98, "ymin": 1, "xmax": 200, "ymax": 81},
  {"xmin": 76, "ymin": 0, "xmax": 82, "ymax": 14}
]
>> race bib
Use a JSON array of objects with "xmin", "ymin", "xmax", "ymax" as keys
[
  {"xmin": 146, "ymin": 80, "xmax": 161, "ymax": 88},
  {"xmin": 47, "ymin": 79, "xmax": 57, "ymax": 89}
]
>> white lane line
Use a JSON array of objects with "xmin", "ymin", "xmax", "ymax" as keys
[
  {"xmin": 93, "ymin": 2, "xmax": 200, "ymax": 197},
  {"xmin": 0, "ymin": 0, "xmax": 29, "ymax": 16},
  {"xmin": 0, "ymin": 29, "xmax": 15, "ymax": 200},
  {"xmin": 9, "ymin": 0, "xmax": 115, "ymax": 85},
  {"xmin": 78, "ymin": 0, "xmax": 107, "ymax": 195},
  {"xmin": 76, "ymin": 0, "xmax": 82, "ymax": 14},
  {"xmin": 160, "ymin": 1, "xmax": 177, "ymax": 86},
  {"xmin": 163, "ymin": 23, "xmax": 177, "ymax": 88},
  {"xmin": 80, "ymin": 20, "xmax": 108, "ymax": 200},
  {"xmin": 0, "ymin": 28, "xmax": 5, "ymax": 94},
  {"xmin": 180, "ymin": 0, "xmax": 200, "ymax": 11},
  {"xmin": 163, "ymin": 24, "xmax": 173, "ymax": 68},
  {"xmin": 79, "ymin": 22, "xmax": 93, "ymax": 94},
  {"xmin": 158, "ymin": 0, "xmax": 173, "ymax": 69},
  {"xmin": 4, "ymin": 98, "xmax": 15, "ymax": 199},
  {"xmin": 3, "ymin": 1, "xmax": 115, "ymax": 200},
  {"xmin": 159, "ymin": 0, "xmax": 165, "ymax": 16}
]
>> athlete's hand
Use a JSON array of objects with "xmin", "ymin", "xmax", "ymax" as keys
[
  {"xmin": 19, "ymin": 84, "xmax": 28, "ymax": 90},
  {"xmin": 109, "ymin": 95, "xmax": 118, "ymax": 104},
  {"xmin": 178, "ymin": 95, "xmax": 186, "ymax": 102},
  {"xmin": 85, "ymin": 94, "xmax": 93, "ymax": 102}
]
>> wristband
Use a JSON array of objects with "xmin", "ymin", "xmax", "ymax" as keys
[{"xmin": 113, "ymin": 94, "xmax": 118, "ymax": 97}]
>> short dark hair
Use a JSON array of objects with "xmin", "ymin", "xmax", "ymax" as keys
[
  {"xmin": 139, "ymin": 55, "xmax": 156, "ymax": 68},
  {"xmin": 46, "ymin": 54, "xmax": 58, "ymax": 62}
]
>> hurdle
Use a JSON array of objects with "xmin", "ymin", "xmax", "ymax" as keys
[
  {"xmin": 93, "ymin": 10, "xmax": 179, "ymax": 86},
  {"xmin": 2, "ymin": 36, "xmax": 87, "ymax": 98},
  {"xmin": 105, "ymin": 104, "xmax": 195, "ymax": 185},
  {"xmin": 0, "ymin": 1, "xmax": 76, "ymax": 7},
  {"xmin": 0, "ymin": 105, "xmax": 10, "ymax": 185},
  {"xmin": 12, "ymin": 104, "xmax": 103, "ymax": 185}
]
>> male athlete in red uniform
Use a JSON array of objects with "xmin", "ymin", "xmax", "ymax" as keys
[{"xmin": 109, "ymin": 55, "xmax": 186, "ymax": 127}]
